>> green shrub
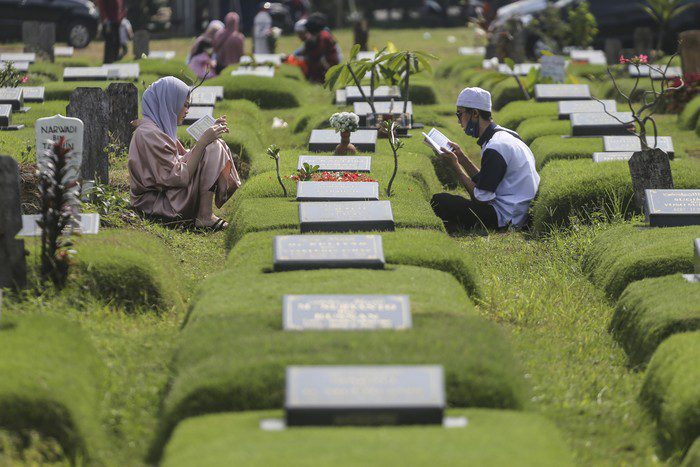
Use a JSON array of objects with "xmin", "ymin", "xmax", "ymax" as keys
[
  {"xmin": 0, "ymin": 314, "xmax": 106, "ymax": 463},
  {"xmin": 516, "ymin": 117, "xmax": 570, "ymax": 145},
  {"xmin": 496, "ymin": 101, "xmax": 557, "ymax": 129},
  {"xmin": 491, "ymin": 80, "xmax": 526, "ymax": 110},
  {"xmin": 161, "ymin": 409, "xmax": 573, "ymax": 467},
  {"xmin": 408, "ymin": 80, "xmax": 438, "ymax": 105},
  {"xmin": 582, "ymin": 224, "xmax": 699, "ymax": 299},
  {"xmin": 640, "ymin": 332, "xmax": 700, "ymax": 457},
  {"xmin": 679, "ymin": 95, "xmax": 700, "ymax": 130},
  {"xmin": 612, "ymin": 274, "xmax": 700, "ymax": 366},
  {"xmin": 435, "ymin": 55, "xmax": 483, "ymax": 79},
  {"xmin": 529, "ymin": 135, "xmax": 601, "ymax": 169},
  {"xmin": 682, "ymin": 438, "xmax": 700, "ymax": 467},
  {"xmin": 206, "ymin": 75, "xmax": 301, "ymax": 109}
]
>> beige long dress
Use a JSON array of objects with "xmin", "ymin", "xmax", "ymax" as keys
[{"xmin": 128, "ymin": 119, "xmax": 241, "ymax": 220}]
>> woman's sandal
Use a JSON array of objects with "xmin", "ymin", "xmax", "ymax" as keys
[{"xmin": 196, "ymin": 218, "xmax": 229, "ymax": 231}]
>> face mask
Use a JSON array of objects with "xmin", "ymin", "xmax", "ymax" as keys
[{"xmin": 464, "ymin": 114, "xmax": 480, "ymax": 138}]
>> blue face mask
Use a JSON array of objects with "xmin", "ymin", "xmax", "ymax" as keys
[{"xmin": 464, "ymin": 114, "xmax": 480, "ymax": 138}]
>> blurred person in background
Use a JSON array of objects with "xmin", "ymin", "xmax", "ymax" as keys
[
  {"xmin": 97, "ymin": 0, "xmax": 124, "ymax": 63},
  {"xmin": 187, "ymin": 20, "xmax": 224, "ymax": 64},
  {"xmin": 189, "ymin": 38, "xmax": 217, "ymax": 79},
  {"xmin": 118, "ymin": 16, "xmax": 133, "ymax": 60},
  {"xmin": 213, "ymin": 12, "xmax": 245, "ymax": 72},
  {"xmin": 253, "ymin": 2, "xmax": 273, "ymax": 53},
  {"xmin": 302, "ymin": 13, "xmax": 339, "ymax": 84}
]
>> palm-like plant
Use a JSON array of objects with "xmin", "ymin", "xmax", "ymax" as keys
[
  {"xmin": 642, "ymin": 0, "xmax": 694, "ymax": 52},
  {"xmin": 380, "ymin": 50, "xmax": 438, "ymax": 114}
]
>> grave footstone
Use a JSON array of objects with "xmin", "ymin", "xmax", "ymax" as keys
[
  {"xmin": 189, "ymin": 90, "xmax": 217, "ymax": 107},
  {"xmin": 54, "ymin": 46, "xmax": 74, "ymax": 57},
  {"xmin": 592, "ymin": 152, "xmax": 634, "ymax": 163},
  {"xmin": 534, "ymin": 84, "xmax": 590, "ymax": 102},
  {"xmin": 240, "ymin": 54, "xmax": 282, "ymax": 66},
  {"xmin": 498, "ymin": 63, "xmax": 539, "ymax": 76},
  {"xmin": 680, "ymin": 30, "xmax": 700, "ymax": 75},
  {"xmin": 0, "ymin": 88, "xmax": 24, "ymax": 111},
  {"xmin": 35, "ymin": 114, "xmax": 84, "ymax": 165},
  {"xmin": 353, "ymin": 101, "xmax": 413, "ymax": 126},
  {"xmin": 605, "ymin": 39, "xmax": 622, "ymax": 65},
  {"xmin": 558, "ymin": 99, "xmax": 616, "ymax": 119},
  {"xmin": 67, "ymin": 88, "xmax": 110, "ymax": 183},
  {"xmin": 458, "ymin": 46, "xmax": 485, "ymax": 56},
  {"xmin": 147, "ymin": 51, "xmax": 175, "ymax": 60},
  {"xmin": 570, "ymin": 49, "xmax": 606, "ymax": 65},
  {"xmin": 133, "ymin": 30, "xmax": 150, "ymax": 59},
  {"xmin": 231, "ymin": 66, "xmax": 275, "ymax": 78},
  {"xmin": 199, "ymin": 86, "xmax": 224, "ymax": 101},
  {"xmin": 696, "ymin": 238, "xmax": 700, "ymax": 274},
  {"xmin": 603, "ymin": 136, "xmax": 674, "ymax": 158},
  {"xmin": 645, "ymin": 190, "xmax": 700, "ymax": 227},
  {"xmin": 628, "ymin": 64, "xmax": 652, "ymax": 78},
  {"xmin": 0, "ymin": 156, "xmax": 26, "ymax": 290},
  {"xmin": 309, "ymin": 129, "xmax": 377, "ymax": 153},
  {"xmin": 345, "ymin": 86, "xmax": 401, "ymax": 104},
  {"xmin": 0, "ymin": 105, "xmax": 16, "ymax": 129},
  {"xmin": 22, "ymin": 22, "xmax": 55, "ymax": 62},
  {"xmin": 299, "ymin": 200, "xmax": 394, "ymax": 233},
  {"xmin": 297, "ymin": 155, "xmax": 371, "ymax": 172},
  {"xmin": 650, "ymin": 66, "xmax": 682, "ymax": 80},
  {"xmin": 335, "ymin": 89, "xmax": 347, "ymax": 105},
  {"xmin": 283, "ymin": 295, "xmax": 411, "ymax": 331},
  {"xmin": 103, "ymin": 63, "xmax": 139, "ymax": 80},
  {"xmin": 273, "ymin": 234, "xmax": 385, "ymax": 271},
  {"xmin": 296, "ymin": 182, "xmax": 379, "ymax": 202},
  {"xmin": 63, "ymin": 66, "xmax": 108, "ymax": 81},
  {"xmin": 540, "ymin": 55, "xmax": 567, "ymax": 83},
  {"xmin": 0, "ymin": 61, "xmax": 29, "ymax": 72},
  {"xmin": 285, "ymin": 365, "xmax": 445, "ymax": 426},
  {"xmin": 182, "ymin": 106, "xmax": 213, "ymax": 125},
  {"xmin": 18, "ymin": 213, "xmax": 100, "ymax": 236},
  {"xmin": 106, "ymin": 83, "xmax": 138, "ymax": 149},
  {"xmin": 21, "ymin": 86, "xmax": 45, "ymax": 103},
  {"xmin": 570, "ymin": 112, "xmax": 634, "ymax": 136},
  {"xmin": 0, "ymin": 53, "xmax": 36, "ymax": 64}
]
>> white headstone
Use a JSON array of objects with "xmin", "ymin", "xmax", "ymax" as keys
[
  {"xmin": 35, "ymin": 114, "xmax": 84, "ymax": 167},
  {"xmin": 540, "ymin": 55, "xmax": 567, "ymax": 83}
]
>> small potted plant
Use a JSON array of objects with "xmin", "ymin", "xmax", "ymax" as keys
[{"xmin": 329, "ymin": 112, "xmax": 360, "ymax": 155}]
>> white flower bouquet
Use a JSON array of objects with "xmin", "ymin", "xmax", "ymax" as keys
[{"xmin": 329, "ymin": 112, "xmax": 360, "ymax": 133}]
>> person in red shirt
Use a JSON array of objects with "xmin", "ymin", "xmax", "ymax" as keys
[
  {"xmin": 302, "ymin": 13, "xmax": 339, "ymax": 84},
  {"xmin": 96, "ymin": 0, "xmax": 125, "ymax": 64}
]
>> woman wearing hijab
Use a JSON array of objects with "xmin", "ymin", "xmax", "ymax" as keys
[
  {"xmin": 128, "ymin": 77, "xmax": 241, "ymax": 230},
  {"xmin": 187, "ymin": 20, "xmax": 224, "ymax": 64},
  {"xmin": 212, "ymin": 12, "xmax": 245, "ymax": 73},
  {"xmin": 188, "ymin": 38, "xmax": 217, "ymax": 79}
]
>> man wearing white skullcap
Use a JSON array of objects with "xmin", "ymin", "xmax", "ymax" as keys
[{"xmin": 429, "ymin": 87, "xmax": 540, "ymax": 232}]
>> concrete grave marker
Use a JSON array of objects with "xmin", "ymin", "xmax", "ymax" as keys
[
  {"xmin": 603, "ymin": 136, "xmax": 674, "ymax": 158},
  {"xmin": 458, "ymin": 46, "xmax": 485, "ymax": 56},
  {"xmin": 21, "ymin": 86, "xmax": 45, "ymax": 103},
  {"xmin": 299, "ymin": 200, "xmax": 395, "ymax": 233},
  {"xmin": 283, "ymin": 295, "xmax": 412, "ymax": 331},
  {"xmin": 645, "ymin": 190, "xmax": 700, "ymax": 227},
  {"xmin": 240, "ymin": 54, "xmax": 282, "ymax": 66},
  {"xmin": 534, "ymin": 84, "xmax": 590, "ymax": 102},
  {"xmin": 344, "ymin": 86, "xmax": 401, "ymax": 104},
  {"xmin": 54, "ymin": 46, "xmax": 74, "ymax": 57},
  {"xmin": 650, "ymin": 66, "xmax": 682, "ymax": 80},
  {"xmin": 22, "ymin": 22, "xmax": 55, "ymax": 62},
  {"xmin": 0, "ymin": 61, "xmax": 29, "ymax": 72},
  {"xmin": 285, "ymin": 365, "xmax": 445, "ymax": 426},
  {"xmin": 133, "ymin": 30, "xmax": 150, "ymax": 59},
  {"xmin": 296, "ymin": 181, "xmax": 380, "ymax": 202},
  {"xmin": 353, "ymin": 101, "xmax": 413, "ymax": 126},
  {"xmin": 570, "ymin": 49, "xmax": 606, "ymax": 65},
  {"xmin": 498, "ymin": 63, "xmax": 539, "ymax": 76},
  {"xmin": 592, "ymin": 152, "xmax": 635, "ymax": 163},
  {"xmin": 628, "ymin": 64, "xmax": 652, "ymax": 77},
  {"xmin": 182, "ymin": 106, "xmax": 213, "ymax": 125},
  {"xmin": 0, "ymin": 53, "xmax": 36, "ymax": 63},
  {"xmin": 0, "ymin": 88, "xmax": 24, "ymax": 111},
  {"xmin": 231, "ymin": 66, "xmax": 275, "ymax": 78},
  {"xmin": 335, "ymin": 89, "xmax": 347, "ymax": 105},
  {"xmin": 309, "ymin": 130, "xmax": 377, "ymax": 153},
  {"xmin": 557, "ymin": 100, "xmax": 616, "ymax": 119},
  {"xmin": 189, "ymin": 90, "xmax": 217, "ymax": 107},
  {"xmin": 540, "ymin": 55, "xmax": 567, "ymax": 83},
  {"xmin": 18, "ymin": 213, "xmax": 100, "ymax": 236},
  {"xmin": 0, "ymin": 105, "xmax": 23, "ymax": 130},
  {"xmin": 273, "ymin": 234, "xmax": 385, "ymax": 271},
  {"xmin": 67, "ymin": 88, "xmax": 110, "ymax": 183},
  {"xmin": 570, "ymin": 112, "xmax": 634, "ymax": 136},
  {"xmin": 103, "ymin": 63, "xmax": 140, "ymax": 80},
  {"xmin": 147, "ymin": 51, "xmax": 176, "ymax": 60},
  {"xmin": 356, "ymin": 51, "xmax": 377, "ymax": 61},
  {"xmin": 63, "ymin": 66, "xmax": 108, "ymax": 81},
  {"xmin": 35, "ymin": 114, "xmax": 84, "ymax": 166},
  {"xmin": 0, "ymin": 156, "xmax": 27, "ymax": 290},
  {"xmin": 297, "ymin": 155, "xmax": 371, "ymax": 172},
  {"xmin": 198, "ymin": 86, "xmax": 224, "ymax": 101},
  {"xmin": 106, "ymin": 83, "xmax": 138, "ymax": 149}
]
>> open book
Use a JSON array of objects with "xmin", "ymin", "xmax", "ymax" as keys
[
  {"xmin": 422, "ymin": 128, "xmax": 451, "ymax": 153},
  {"xmin": 186, "ymin": 114, "xmax": 216, "ymax": 141}
]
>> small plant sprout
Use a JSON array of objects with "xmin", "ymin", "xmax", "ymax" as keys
[
  {"xmin": 267, "ymin": 144, "xmax": 287, "ymax": 197},
  {"xmin": 383, "ymin": 121, "xmax": 404, "ymax": 197},
  {"xmin": 294, "ymin": 162, "xmax": 320, "ymax": 182}
]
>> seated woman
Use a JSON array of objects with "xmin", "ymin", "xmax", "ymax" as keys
[
  {"xmin": 128, "ymin": 76, "xmax": 241, "ymax": 230},
  {"xmin": 213, "ymin": 12, "xmax": 245, "ymax": 74},
  {"xmin": 188, "ymin": 38, "xmax": 217, "ymax": 79}
]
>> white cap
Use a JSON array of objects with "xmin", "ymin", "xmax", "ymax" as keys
[
  {"xmin": 294, "ymin": 19, "xmax": 307, "ymax": 33},
  {"xmin": 456, "ymin": 87, "xmax": 492, "ymax": 112}
]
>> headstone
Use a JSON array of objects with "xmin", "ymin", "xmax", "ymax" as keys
[
  {"xmin": 650, "ymin": 66, "xmax": 682, "ymax": 80},
  {"xmin": 182, "ymin": 106, "xmax": 213, "ymax": 125},
  {"xmin": 558, "ymin": 99, "xmax": 617, "ymax": 119},
  {"xmin": 285, "ymin": 365, "xmax": 445, "ymax": 426},
  {"xmin": 199, "ymin": 86, "xmax": 224, "ymax": 101},
  {"xmin": 22, "ymin": 21, "xmax": 55, "ymax": 62},
  {"xmin": 0, "ymin": 105, "xmax": 15, "ymax": 129},
  {"xmin": 458, "ymin": 46, "xmax": 486, "ymax": 56},
  {"xmin": 297, "ymin": 155, "xmax": 371, "ymax": 172},
  {"xmin": 273, "ymin": 234, "xmax": 385, "ymax": 271},
  {"xmin": 539, "ymin": 55, "xmax": 567, "ymax": 83},
  {"xmin": 679, "ymin": 30, "xmax": 700, "ymax": 75},
  {"xmin": 695, "ymin": 238, "xmax": 700, "ymax": 274},
  {"xmin": 633, "ymin": 27, "xmax": 653, "ymax": 54},
  {"xmin": 147, "ymin": 51, "xmax": 175, "ymax": 60},
  {"xmin": 0, "ymin": 61, "xmax": 29, "ymax": 72},
  {"xmin": 356, "ymin": 51, "xmax": 376, "ymax": 61},
  {"xmin": 335, "ymin": 89, "xmax": 347, "ymax": 106},
  {"xmin": 106, "ymin": 83, "xmax": 138, "ymax": 149},
  {"xmin": 0, "ymin": 88, "xmax": 24, "ymax": 111},
  {"xmin": 309, "ymin": 129, "xmax": 377, "ymax": 153},
  {"xmin": 231, "ymin": 66, "xmax": 275, "ymax": 78},
  {"xmin": 282, "ymin": 295, "xmax": 411, "ymax": 331},
  {"xmin": 570, "ymin": 112, "xmax": 634, "ymax": 136},
  {"xmin": 35, "ymin": 114, "xmax": 84, "ymax": 165},
  {"xmin": 603, "ymin": 136, "xmax": 674, "ymax": 158},
  {"xmin": 54, "ymin": 46, "xmax": 74, "ymax": 57},
  {"xmin": 67, "ymin": 88, "xmax": 110, "ymax": 183},
  {"xmin": 103, "ymin": 63, "xmax": 140, "ymax": 80},
  {"xmin": 570, "ymin": 49, "xmax": 606, "ymax": 65},
  {"xmin": 0, "ymin": 156, "xmax": 26, "ymax": 290},
  {"xmin": 345, "ymin": 86, "xmax": 401, "ymax": 104},
  {"xmin": 353, "ymin": 101, "xmax": 413, "ymax": 126},
  {"xmin": 645, "ymin": 190, "xmax": 700, "ymax": 227},
  {"xmin": 133, "ymin": 30, "xmax": 150, "ymax": 59},
  {"xmin": 21, "ymin": 86, "xmax": 45, "ymax": 103},
  {"xmin": 629, "ymin": 148, "xmax": 674, "ymax": 210},
  {"xmin": 605, "ymin": 39, "xmax": 622, "ymax": 65},
  {"xmin": 63, "ymin": 66, "xmax": 108, "ymax": 81},
  {"xmin": 0, "ymin": 53, "xmax": 36, "ymax": 64},
  {"xmin": 628, "ymin": 64, "xmax": 653, "ymax": 77},
  {"xmin": 497, "ymin": 63, "xmax": 539, "ymax": 76},
  {"xmin": 592, "ymin": 152, "xmax": 634, "ymax": 163},
  {"xmin": 189, "ymin": 90, "xmax": 217, "ymax": 107},
  {"xmin": 534, "ymin": 84, "xmax": 590, "ymax": 102},
  {"xmin": 296, "ymin": 182, "xmax": 379, "ymax": 202},
  {"xmin": 299, "ymin": 200, "xmax": 395, "ymax": 233},
  {"xmin": 18, "ymin": 213, "xmax": 100, "ymax": 236},
  {"xmin": 240, "ymin": 54, "xmax": 282, "ymax": 66}
]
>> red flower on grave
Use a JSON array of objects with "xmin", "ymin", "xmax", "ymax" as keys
[{"xmin": 20, "ymin": 75, "xmax": 29, "ymax": 83}]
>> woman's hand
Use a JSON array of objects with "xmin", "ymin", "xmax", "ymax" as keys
[{"xmin": 199, "ymin": 116, "xmax": 229, "ymax": 146}]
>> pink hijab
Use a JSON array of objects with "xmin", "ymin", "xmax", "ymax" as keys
[
  {"xmin": 213, "ymin": 12, "xmax": 245, "ymax": 69},
  {"xmin": 188, "ymin": 20, "xmax": 224, "ymax": 62}
]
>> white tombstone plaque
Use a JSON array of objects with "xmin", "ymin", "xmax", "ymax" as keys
[
  {"xmin": 35, "ymin": 114, "xmax": 84, "ymax": 166},
  {"xmin": 540, "ymin": 55, "xmax": 567, "ymax": 83}
]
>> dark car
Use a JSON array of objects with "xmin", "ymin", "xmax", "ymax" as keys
[{"xmin": 0, "ymin": 0, "xmax": 100, "ymax": 48}]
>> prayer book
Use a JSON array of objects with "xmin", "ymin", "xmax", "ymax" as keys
[
  {"xmin": 422, "ymin": 128, "xmax": 450, "ymax": 153},
  {"xmin": 186, "ymin": 114, "xmax": 216, "ymax": 141}
]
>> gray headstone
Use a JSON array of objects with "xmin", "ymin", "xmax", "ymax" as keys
[
  {"xmin": 22, "ymin": 22, "xmax": 54, "ymax": 62},
  {"xmin": 0, "ymin": 105, "xmax": 12, "ymax": 128},
  {"xmin": 106, "ymin": 82, "xmax": 138, "ymax": 149},
  {"xmin": 309, "ymin": 129, "xmax": 377, "ymax": 153},
  {"xmin": 650, "ymin": 66, "xmax": 682, "ymax": 81},
  {"xmin": 498, "ymin": 63, "xmax": 539, "ymax": 76},
  {"xmin": 558, "ymin": 100, "xmax": 617, "ymax": 119},
  {"xmin": 0, "ymin": 61, "xmax": 29, "ymax": 72},
  {"xmin": 297, "ymin": 155, "xmax": 371, "ymax": 172},
  {"xmin": 630, "ymin": 148, "xmax": 674, "ymax": 210},
  {"xmin": 21, "ymin": 86, "xmax": 44, "ymax": 103},
  {"xmin": 540, "ymin": 55, "xmax": 567, "ymax": 83},
  {"xmin": 570, "ymin": 112, "xmax": 634, "ymax": 136},
  {"xmin": 645, "ymin": 189, "xmax": 700, "ymax": 227},
  {"xmin": 63, "ymin": 66, "xmax": 108, "ymax": 81},
  {"xmin": 695, "ymin": 238, "xmax": 700, "ymax": 274},
  {"xmin": 282, "ymin": 295, "xmax": 411, "ymax": 331},
  {"xmin": 534, "ymin": 84, "xmax": 591, "ymax": 102},
  {"xmin": 182, "ymin": 106, "xmax": 213, "ymax": 125},
  {"xmin": 0, "ymin": 53, "xmax": 36, "ymax": 63},
  {"xmin": 0, "ymin": 156, "xmax": 26, "ymax": 290},
  {"xmin": 299, "ymin": 200, "xmax": 395, "ymax": 233},
  {"xmin": 345, "ymin": 86, "xmax": 401, "ymax": 104},
  {"xmin": 189, "ymin": 90, "xmax": 217, "ymax": 107},
  {"xmin": 296, "ymin": 181, "xmax": 379, "ymax": 202},
  {"xmin": 570, "ymin": 49, "xmax": 606, "ymax": 65},
  {"xmin": 147, "ymin": 51, "xmax": 175, "ymax": 60},
  {"xmin": 273, "ymin": 234, "xmax": 385, "ymax": 271},
  {"xmin": 231, "ymin": 66, "xmax": 275, "ymax": 78},
  {"xmin": 199, "ymin": 86, "xmax": 224, "ymax": 101},
  {"xmin": 0, "ymin": 88, "xmax": 24, "ymax": 111},
  {"xmin": 605, "ymin": 39, "xmax": 622, "ymax": 65},
  {"xmin": 603, "ymin": 136, "xmax": 674, "ymax": 158},
  {"xmin": 592, "ymin": 152, "xmax": 634, "ymax": 163},
  {"xmin": 103, "ymin": 63, "xmax": 140, "ymax": 80},
  {"xmin": 285, "ymin": 365, "xmax": 445, "ymax": 426},
  {"xmin": 54, "ymin": 46, "xmax": 74, "ymax": 57},
  {"xmin": 133, "ymin": 30, "xmax": 150, "ymax": 59},
  {"xmin": 67, "ymin": 88, "xmax": 110, "ymax": 183}
]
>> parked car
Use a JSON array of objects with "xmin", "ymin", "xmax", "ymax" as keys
[{"xmin": 0, "ymin": 0, "xmax": 100, "ymax": 48}]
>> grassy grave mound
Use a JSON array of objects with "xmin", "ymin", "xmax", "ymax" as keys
[
  {"xmin": 531, "ymin": 159, "xmax": 700, "ymax": 232},
  {"xmin": 682, "ymin": 438, "xmax": 700, "ymax": 467},
  {"xmin": 516, "ymin": 117, "xmax": 570, "ymax": 145},
  {"xmin": 612, "ymin": 274, "xmax": 700, "ymax": 367},
  {"xmin": 598, "ymin": 77, "xmax": 653, "ymax": 102},
  {"xmin": 582, "ymin": 224, "xmax": 700, "ymax": 299},
  {"xmin": 161, "ymin": 409, "xmax": 573, "ymax": 467},
  {"xmin": 496, "ymin": 101, "xmax": 557, "ymax": 130},
  {"xmin": 205, "ymin": 75, "xmax": 302, "ymax": 109},
  {"xmin": 490, "ymin": 80, "xmax": 525, "ymax": 110},
  {"xmin": 640, "ymin": 332, "xmax": 700, "ymax": 458},
  {"xmin": 0, "ymin": 314, "xmax": 106, "ymax": 464},
  {"xmin": 679, "ymin": 95, "xmax": 700, "ymax": 130},
  {"xmin": 529, "ymin": 135, "xmax": 601, "ymax": 169},
  {"xmin": 435, "ymin": 55, "xmax": 483, "ymax": 79},
  {"xmin": 408, "ymin": 80, "xmax": 438, "ymax": 105}
]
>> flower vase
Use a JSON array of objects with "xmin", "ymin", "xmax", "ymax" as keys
[{"xmin": 335, "ymin": 131, "xmax": 357, "ymax": 155}]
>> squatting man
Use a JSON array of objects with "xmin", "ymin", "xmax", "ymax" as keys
[{"xmin": 429, "ymin": 87, "xmax": 541, "ymax": 232}]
